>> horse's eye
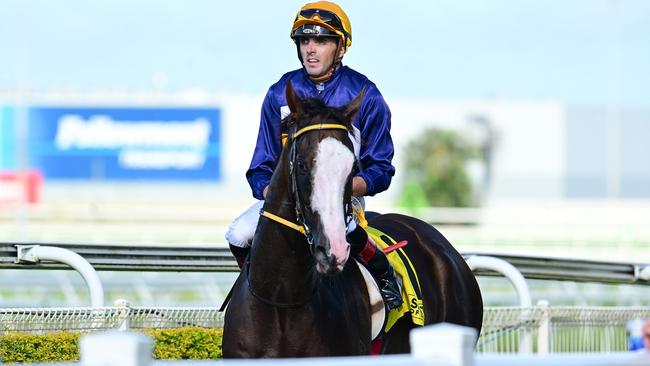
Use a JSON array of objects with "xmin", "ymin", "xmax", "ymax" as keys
[{"xmin": 297, "ymin": 158, "xmax": 306, "ymax": 170}]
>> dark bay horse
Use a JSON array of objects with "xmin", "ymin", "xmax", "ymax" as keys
[{"xmin": 222, "ymin": 81, "xmax": 483, "ymax": 357}]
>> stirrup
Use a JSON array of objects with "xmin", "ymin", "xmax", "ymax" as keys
[{"xmin": 378, "ymin": 267, "xmax": 403, "ymax": 310}]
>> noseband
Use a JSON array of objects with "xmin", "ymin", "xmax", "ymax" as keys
[{"xmin": 260, "ymin": 123, "xmax": 352, "ymax": 245}]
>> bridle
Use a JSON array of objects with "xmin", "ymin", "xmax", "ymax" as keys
[
  {"xmin": 252, "ymin": 122, "xmax": 354, "ymax": 308},
  {"xmin": 259, "ymin": 123, "xmax": 353, "ymax": 245}
]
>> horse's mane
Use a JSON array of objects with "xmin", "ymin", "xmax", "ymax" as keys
[{"xmin": 282, "ymin": 97, "xmax": 354, "ymax": 132}]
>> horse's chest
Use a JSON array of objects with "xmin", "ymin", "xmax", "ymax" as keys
[
  {"xmin": 248, "ymin": 305, "xmax": 370, "ymax": 356},
  {"xmin": 224, "ymin": 273, "xmax": 373, "ymax": 357}
]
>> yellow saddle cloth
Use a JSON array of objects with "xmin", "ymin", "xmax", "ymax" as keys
[
  {"xmin": 350, "ymin": 197, "xmax": 425, "ymax": 331},
  {"xmin": 364, "ymin": 225, "xmax": 425, "ymax": 332}
]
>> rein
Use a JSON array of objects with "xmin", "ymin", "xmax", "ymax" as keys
[
  {"xmin": 259, "ymin": 123, "xmax": 350, "ymax": 241},
  {"xmin": 259, "ymin": 210, "xmax": 306, "ymax": 235}
]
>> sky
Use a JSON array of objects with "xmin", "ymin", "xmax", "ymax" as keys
[{"xmin": 1, "ymin": 0, "xmax": 649, "ymax": 108}]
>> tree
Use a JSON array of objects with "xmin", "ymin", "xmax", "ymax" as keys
[{"xmin": 398, "ymin": 128, "xmax": 479, "ymax": 208}]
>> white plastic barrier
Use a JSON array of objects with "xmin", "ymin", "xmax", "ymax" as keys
[
  {"xmin": 13, "ymin": 324, "xmax": 650, "ymax": 366},
  {"xmin": 24, "ymin": 323, "xmax": 650, "ymax": 366},
  {"xmin": 81, "ymin": 332, "xmax": 152, "ymax": 366},
  {"xmin": 78, "ymin": 323, "xmax": 473, "ymax": 366}
]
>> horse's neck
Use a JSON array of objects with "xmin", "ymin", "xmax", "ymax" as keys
[{"xmin": 247, "ymin": 162, "xmax": 317, "ymax": 305}]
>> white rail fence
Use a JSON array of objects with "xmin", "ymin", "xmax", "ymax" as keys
[
  {"xmin": 2, "ymin": 242, "xmax": 650, "ymax": 359},
  {"xmin": 2, "ymin": 302, "xmax": 650, "ymax": 354},
  {"xmin": 3, "ymin": 242, "xmax": 649, "ymax": 309},
  {"xmin": 478, "ymin": 304, "xmax": 650, "ymax": 353},
  {"xmin": 0, "ymin": 304, "xmax": 222, "ymax": 334},
  {"xmin": 3, "ymin": 242, "xmax": 650, "ymax": 285}
]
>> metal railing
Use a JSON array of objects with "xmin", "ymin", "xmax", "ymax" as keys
[
  {"xmin": 1, "ymin": 242, "xmax": 238, "ymax": 272},
  {"xmin": 3, "ymin": 241, "xmax": 650, "ymax": 355},
  {"xmin": 478, "ymin": 304, "xmax": 650, "ymax": 353},
  {"xmin": 0, "ymin": 303, "xmax": 223, "ymax": 334},
  {"xmin": 3, "ymin": 242, "xmax": 649, "ymax": 284},
  {"xmin": 3, "ymin": 302, "xmax": 650, "ymax": 354}
]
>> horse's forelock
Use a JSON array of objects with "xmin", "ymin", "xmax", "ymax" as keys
[
  {"xmin": 285, "ymin": 97, "xmax": 353, "ymax": 132},
  {"xmin": 281, "ymin": 111, "xmax": 298, "ymax": 130}
]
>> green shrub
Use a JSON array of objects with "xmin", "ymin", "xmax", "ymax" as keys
[
  {"xmin": 143, "ymin": 327, "xmax": 223, "ymax": 360},
  {"xmin": 0, "ymin": 332, "xmax": 79, "ymax": 363},
  {"xmin": 0, "ymin": 327, "xmax": 223, "ymax": 363}
]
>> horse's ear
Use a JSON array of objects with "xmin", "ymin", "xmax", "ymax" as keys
[
  {"xmin": 286, "ymin": 80, "xmax": 302, "ymax": 114},
  {"xmin": 342, "ymin": 87, "xmax": 365, "ymax": 122}
]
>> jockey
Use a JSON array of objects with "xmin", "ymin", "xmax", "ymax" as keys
[{"xmin": 226, "ymin": 1, "xmax": 402, "ymax": 310}]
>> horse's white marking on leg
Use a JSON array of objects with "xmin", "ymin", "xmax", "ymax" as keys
[{"xmin": 311, "ymin": 137, "xmax": 354, "ymax": 266}]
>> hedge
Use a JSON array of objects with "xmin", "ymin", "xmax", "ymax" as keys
[{"xmin": 0, "ymin": 327, "xmax": 223, "ymax": 363}]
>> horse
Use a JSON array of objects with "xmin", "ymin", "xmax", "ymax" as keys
[{"xmin": 222, "ymin": 81, "xmax": 483, "ymax": 357}]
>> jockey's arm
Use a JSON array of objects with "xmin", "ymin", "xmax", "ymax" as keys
[
  {"xmin": 355, "ymin": 86, "xmax": 395, "ymax": 196},
  {"xmin": 247, "ymin": 90, "xmax": 282, "ymax": 200},
  {"xmin": 352, "ymin": 176, "xmax": 367, "ymax": 196}
]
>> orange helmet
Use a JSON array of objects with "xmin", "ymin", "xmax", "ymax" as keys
[{"xmin": 290, "ymin": 1, "xmax": 352, "ymax": 49}]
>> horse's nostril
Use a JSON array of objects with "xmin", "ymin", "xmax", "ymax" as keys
[{"xmin": 313, "ymin": 246, "xmax": 328, "ymax": 261}]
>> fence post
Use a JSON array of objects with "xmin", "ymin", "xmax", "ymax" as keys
[
  {"xmin": 80, "ymin": 331, "xmax": 153, "ymax": 366},
  {"xmin": 536, "ymin": 300, "xmax": 550, "ymax": 354},
  {"xmin": 114, "ymin": 298, "xmax": 131, "ymax": 331},
  {"xmin": 410, "ymin": 322, "xmax": 477, "ymax": 366}
]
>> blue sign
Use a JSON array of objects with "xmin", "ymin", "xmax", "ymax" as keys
[
  {"xmin": 0, "ymin": 106, "xmax": 15, "ymax": 169},
  {"xmin": 24, "ymin": 107, "xmax": 221, "ymax": 180}
]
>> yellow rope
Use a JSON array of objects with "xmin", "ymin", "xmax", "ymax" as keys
[
  {"xmin": 350, "ymin": 196, "xmax": 368, "ymax": 228},
  {"xmin": 260, "ymin": 210, "xmax": 306, "ymax": 235}
]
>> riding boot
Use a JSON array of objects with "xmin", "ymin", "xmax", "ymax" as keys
[
  {"xmin": 229, "ymin": 244, "xmax": 250, "ymax": 269},
  {"xmin": 347, "ymin": 225, "xmax": 403, "ymax": 310}
]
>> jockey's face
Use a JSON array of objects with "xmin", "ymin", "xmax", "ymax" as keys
[{"xmin": 299, "ymin": 36, "xmax": 343, "ymax": 78}]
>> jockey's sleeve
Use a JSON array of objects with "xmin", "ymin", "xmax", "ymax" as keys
[
  {"xmin": 246, "ymin": 90, "xmax": 282, "ymax": 200},
  {"xmin": 355, "ymin": 89, "xmax": 395, "ymax": 196}
]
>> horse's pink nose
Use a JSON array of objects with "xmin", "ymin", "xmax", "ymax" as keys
[{"xmin": 330, "ymin": 239, "xmax": 350, "ymax": 264}]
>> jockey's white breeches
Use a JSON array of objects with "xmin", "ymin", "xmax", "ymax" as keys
[
  {"xmin": 225, "ymin": 201, "xmax": 264, "ymax": 248},
  {"xmin": 225, "ymin": 198, "xmax": 364, "ymax": 248}
]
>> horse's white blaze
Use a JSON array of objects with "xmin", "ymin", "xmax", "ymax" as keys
[{"xmin": 311, "ymin": 137, "xmax": 354, "ymax": 264}]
